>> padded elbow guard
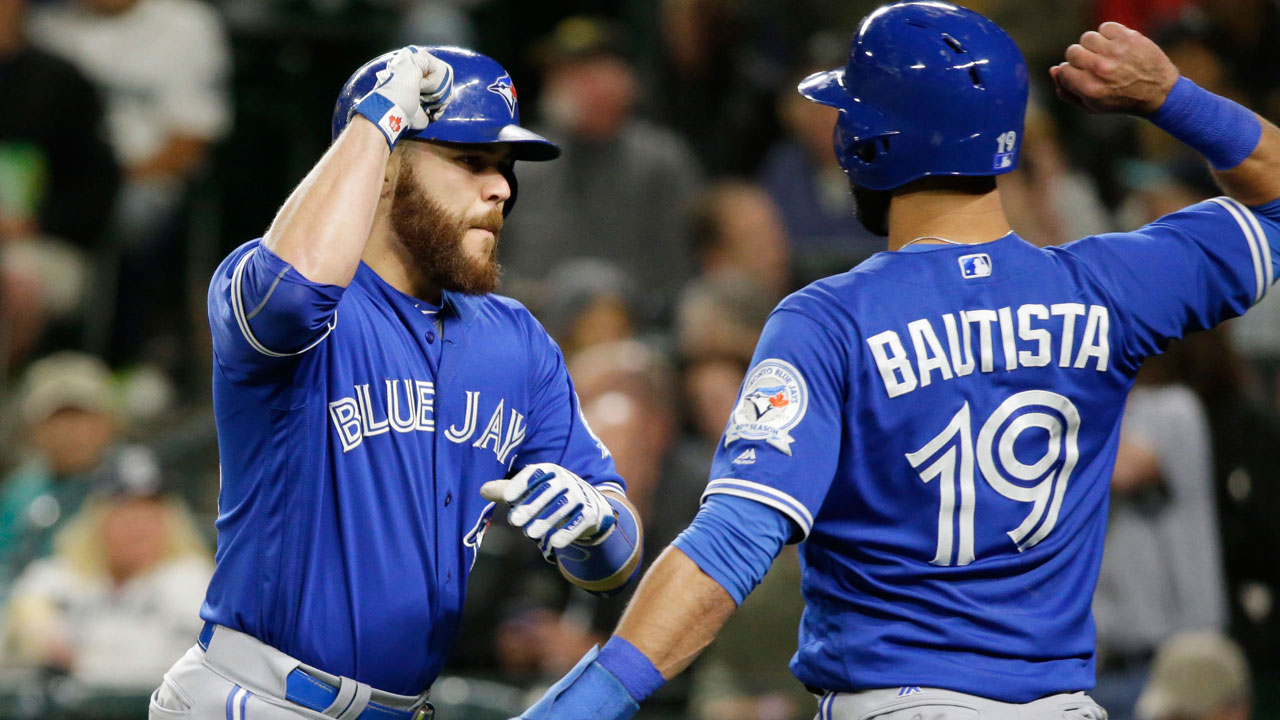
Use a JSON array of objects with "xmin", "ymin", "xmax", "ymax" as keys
[{"xmin": 554, "ymin": 495, "xmax": 643, "ymax": 596}]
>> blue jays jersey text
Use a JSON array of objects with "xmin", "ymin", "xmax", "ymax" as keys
[
  {"xmin": 201, "ymin": 240, "xmax": 621, "ymax": 695},
  {"xmin": 705, "ymin": 199, "xmax": 1278, "ymax": 701}
]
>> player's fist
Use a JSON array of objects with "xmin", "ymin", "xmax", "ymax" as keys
[
  {"xmin": 481, "ymin": 464, "xmax": 617, "ymax": 557},
  {"xmin": 354, "ymin": 46, "xmax": 455, "ymax": 148},
  {"xmin": 1050, "ymin": 22, "xmax": 1179, "ymax": 115}
]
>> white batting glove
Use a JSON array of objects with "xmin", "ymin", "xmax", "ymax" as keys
[
  {"xmin": 481, "ymin": 463, "xmax": 617, "ymax": 558},
  {"xmin": 354, "ymin": 46, "xmax": 454, "ymax": 148}
]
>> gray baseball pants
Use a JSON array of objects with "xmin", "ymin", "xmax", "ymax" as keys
[
  {"xmin": 814, "ymin": 687, "xmax": 1107, "ymax": 720},
  {"xmin": 149, "ymin": 624, "xmax": 432, "ymax": 720}
]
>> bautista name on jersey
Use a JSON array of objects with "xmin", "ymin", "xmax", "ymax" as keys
[{"xmin": 866, "ymin": 302, "xmax": 1111, "ymax": 398}]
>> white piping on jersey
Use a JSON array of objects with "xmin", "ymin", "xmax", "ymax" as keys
[
  {"xmin": 702, "ymin": 478, "xmax": 814, "ymax": 537},
  {"xmin": 1210, "ymin": 197, "xmax": 1271, "ymax": 304},
  {"xmin": 595, "ymin": 481, "xmax": 626, "ymax": 498},
  {"xmin": 231, "ymin": 248, "xmax": 338, "ymax": 358},
  {"xmin": 1223, "ymin": 196, "xmax": 1274, "ymax": 292}
]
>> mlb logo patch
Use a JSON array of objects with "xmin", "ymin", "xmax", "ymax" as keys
[
  {"xmin": 993, "ymin": 152, "xmax": 1014, "ymax": 170},
  {"xmin": 958, "ymin": 253, "xmax": 992, "ymax": 279}
]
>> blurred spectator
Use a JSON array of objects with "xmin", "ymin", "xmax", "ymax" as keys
[
  {"xmin": 999, "ymin": 102, "xmax": 1113, "ymax": 247},
  {"xmin": 758, "ymin": 47, "xmax": 881, "ymax": 283},
  {"xmin": 1091, "ymin": 0, "xmax": 1194, "ymax": 34},
  {"xmin": 1186, "ymin": 0, "xmax": 1280, "ymax": 120},
  {"xmin": 29, "ymin": 0, "xmax": 232, "ymax": 364},
  {"xmin": 689, "ymin": 181, "xmax": 792, "ymax": 300},
  {"xmin": 1135, "ymin": 631, "xmax": 1252, "ymax": 720},
  {"xmin": 668, "ymin": 275, "xmax": 811, "ymax": 720},
  {"xmin": 0, "ymin": 0, "xmax": 120, "ymax": 369},
  {"xmin": 0, "ymin": 353, "xmax": 120, "ymax": 596},
  {"xmin": 501, "ymin": 16, "xmax": 703, "ymax": 322},
  {"xmin": 1, "ymin": 446, "xmax": 211, "ymax": 688},
  {"xmin": 1152, "ymin": 330, "xmax": 1280, "ymax": 702},
  {"xmin": 537, "ymin": 258, "xmax": 638, "ymax": 357},
  {"xmin": 648, "ymin": 0, "xmax": 784, "ymax": 176},
  {"xmin": 390, "ymin": 0, "xmax": 476, "ymax": 48},
  {"xmin": 1093, "ymin": 375, "xmax": 1228, "ymax": 720},
  {"xmin": 675, "ymin": 274, "xmax": 775, "ymax": 445}
]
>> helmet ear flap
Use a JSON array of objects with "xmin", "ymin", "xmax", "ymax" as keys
[
  {"xmin": 833, "ymin": 116, "xmax": 893, "ymax": 177},
  {"xmin": 854, "ymin": 137, "xmax": 891, "ymax": 164}
]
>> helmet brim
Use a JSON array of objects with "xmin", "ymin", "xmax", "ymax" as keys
[
  {"xmin": 411, "ymin": 123, "xmax": 561, "ymax": 161},
  {"xmin": 797, "ymin": 68, "xmax": 848, "ymax": 108}
]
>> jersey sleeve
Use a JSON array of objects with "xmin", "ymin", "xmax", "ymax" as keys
[
  {"xmin": 516, "ymin": 328, "xmax": 625, "ymax": 496},
  {"xmin": 207, "ymin": 241, "xmax": 345, "ymax": 384},
  {"xmin": 703, "ymin": 308, "xmax": 847, "ymax": 542},
  {"xmin": 1057, "ymin": 197, "xmax": 1279, "ymax": 360}
]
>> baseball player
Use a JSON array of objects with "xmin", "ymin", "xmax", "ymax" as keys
[
  {"xmin": 148, "ymin": 46, "xmax": 643, "ymax": 720},
  {"xmin": 505, "ymin": 3, "xmax": 1280, "ymax": 720}
]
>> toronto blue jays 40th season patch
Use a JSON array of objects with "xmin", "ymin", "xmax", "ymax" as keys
[{"xmin": 724, "ymin": 359, "xmax": 809, "ymax": 455}]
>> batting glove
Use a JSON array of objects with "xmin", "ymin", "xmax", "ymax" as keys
[
  {"xmin": 481, "ymin": 463, "xmax": 618, "ymax": 558},
  {"xmin": 353, "ymin": 46, "xmax": 454, "ymax": 149}
]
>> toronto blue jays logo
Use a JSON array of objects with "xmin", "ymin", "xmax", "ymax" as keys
[
  {"xmin": 488, "ymin": 75, "xmax": 518, "ymax": 118},
  {"xmin": 742, "ymin": 385, "xmax": 790, "ymax": 420},
  {"xmin": 725, "ymin": 359, "xmax": 808, "ymax": 456}
]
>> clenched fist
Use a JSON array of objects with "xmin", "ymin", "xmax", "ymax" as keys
[{"xmin": 1050, "ymin": 22, "xmax": 1179, "ymax": 115}]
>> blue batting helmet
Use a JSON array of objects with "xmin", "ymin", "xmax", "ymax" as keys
[
  {"xmin": 332, "ymin": 46, "xmax": 560, "ymax": 161},
  {"xmin": 798, "ymin": 1, "xmax": 1028, "ymax": 191}
]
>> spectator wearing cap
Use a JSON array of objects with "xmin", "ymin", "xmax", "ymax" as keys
[
  {"xmin": 0, "ymin": 352, "xmax": 121, "ymax": 597},
  {"xmin": 1, "ymin": 444, "xmax": 211, "ymax": 688},
  {"xmin": 538, "ymin": 258, "xmax": 638, "ymax": 358},
  {"xmin": 500, "ymin": 16, "xmax": 704, "ymax": 325},
  {"xmin": 1136, "ymin": 631, "xmax": 1252, "ymax": 720},
  {"xmin": 757, "ymin": 52, "xmax": 882, "ymax": 284}
]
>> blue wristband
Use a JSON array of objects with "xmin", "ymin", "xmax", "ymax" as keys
[
  {"xmin": 1150, "ymin": 76, "xmax": 1261, "ymax": 171},
  {"xmin": 517, "ymin": 646, "xmax": 639, "ymax": 720},
  {"xmin": 596, "ymin": 636, "xmax": 666, "ymax": 703},
  {"xmin": 352, "ymin": 93, "xmax": 406, "ymax": 148}
]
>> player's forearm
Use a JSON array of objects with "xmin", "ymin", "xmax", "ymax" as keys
[
  {"xmin": 1212, "ymin": 116, "xmax": 1280, "ymax": 207},
  {"xmin": 263, "ymin": 119, "xmax": 389, "ymax": 286},
  {"xmin": 615, "ymin": 546, "xmax": 737, "ymax": 678}
]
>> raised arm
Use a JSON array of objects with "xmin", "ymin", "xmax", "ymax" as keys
[
  {"xmin": 1050, "ymin": 22, "xmax": 1280, "ymax": 206},
  {"xmin": 262, "ymin": 47, "xmax": 452, "ymax": 286}
]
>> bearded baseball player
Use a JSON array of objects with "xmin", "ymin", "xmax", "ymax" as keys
[
  {"xmin": 504, "ymin": 3, "xmax": 1280, "ymax": 720},
  {"xmin": 147, "ymin": 46, "xmax": 643, "ymax": 720}
]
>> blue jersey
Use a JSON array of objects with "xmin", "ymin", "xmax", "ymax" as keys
[
  {"xmin": 705, "ymin": 198, "xmax": 1279, "ymax": 701},
  {"xmin": 200, "ymin": 240, "xmax": 622, "ymax": 695}
]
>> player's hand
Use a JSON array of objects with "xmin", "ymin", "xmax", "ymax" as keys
[
  {"xmin": 481, "ymin": 463, "xmax": 617, "ymax": 557},
  {"xmin": 354, "ymin": 46, "xmax": 454, "ymax": 146},
  {"xmin": 1050, "ymin": 22, "xmax": 1179, "ymax": 115}
]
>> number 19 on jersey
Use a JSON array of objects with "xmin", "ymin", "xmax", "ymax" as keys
[{"xmin": 905, "ymin": 391, "xmax": 1081, "ymax": 566}]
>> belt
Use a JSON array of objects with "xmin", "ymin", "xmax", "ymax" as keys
[{"xmin": 198, "ymin": 623, "xmax": 434, "ymax": 720}]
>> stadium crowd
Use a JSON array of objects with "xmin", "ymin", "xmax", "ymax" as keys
[{"xmin": 0, "ymin": 0, "xmax": 1277, "ymax": 718}]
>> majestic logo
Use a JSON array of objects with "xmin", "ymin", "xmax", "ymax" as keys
[
  {"xmin": 897, "ymin": 687, "xmax": 923, "ymax": 696},
  {"xmin": 732, "ymin": 448, "xmax": 757, "ymax": 465},
  {"xmin": 724, "ymin": 359, "xmax": 808, "ymax": 456},
  {"xmin": 959, "ymin": 253, "xmax": 992, "ymax": 279},
  {"xmin": 487, "ymin": 75, "xmax": 518, "ymax": 118}
]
